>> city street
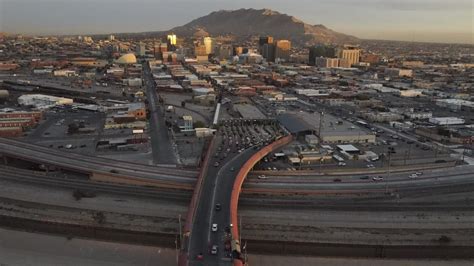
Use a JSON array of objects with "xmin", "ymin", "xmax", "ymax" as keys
[{"xmin": 143, "ymin": 63, "xmax": 177, "ymax": 165}]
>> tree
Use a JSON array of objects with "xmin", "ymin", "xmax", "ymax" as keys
[
  {"xmin": 193, "ymin": 121, "xmax": 206, "ymax": 128},
  {"xmin": 181, "ymin": 101, "xmax": 186, "ymax": 108}
]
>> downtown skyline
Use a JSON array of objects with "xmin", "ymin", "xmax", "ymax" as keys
[{"xmin": 0, "ymin": 0, "xmax": 473, "ymax": 44}]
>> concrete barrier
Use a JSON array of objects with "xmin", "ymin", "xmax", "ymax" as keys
[
  {"xmin": 178, "ymin": 137, "xmax": 215, "ymax": 266},
  {"xmin": 230, "ymin": 135, "xmax": 293, "ymax": 265}
]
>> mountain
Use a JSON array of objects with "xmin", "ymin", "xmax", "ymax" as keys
[{"xmin": 169, "ymin": 8, "xmax": 359, "ymax": 45}]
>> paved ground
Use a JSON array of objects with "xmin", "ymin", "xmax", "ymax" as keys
[
  {"xmin": 1, "ymin": 228, "xmax": 471, "ymax": 266},
  {"xmin": 0, "ymin": 228, "xmax": 177, "ymax": 266},
  {"xmin": 247, "ymin": 254, "xmax": 473, "ymax": 266}
]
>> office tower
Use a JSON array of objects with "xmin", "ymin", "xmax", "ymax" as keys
[
  {"xmin": 337, "ymin": 45, "xmax": 360, "ymax": 67},
  {"xmin": 109, "ymin": 35, "xmax": 115, "ymax": 41},
  {"xmin": 258, "ymin": 36, "xmax": 274, "ymax": 53},
  {"xmin": 233, "ymin": 46, "xmax": 244, "ymax": 56},
  {"xmin": 217, "ymin": 44, "xmax": 233, "ymax": 60},
  {"xmin": 136, "ymin": 42, "xmax": 146, "ymax": 56},
  {"xmin": 167, "ymin": 34, "xmax": 177, "ymax": 45},
  {"xmin": 309, "ymin": 45, "xmax": 336, "ymax": 65},
  {"xmin": 262, "ymin": 43, "xmax": 275, "ymax": 62},
  {"xmin": 204, "ymin": 37, "xmax": 213, "ymax": 55},
  {"xmin": 275, "ymin": 40, "xmax": 291, "ymax": 62}
]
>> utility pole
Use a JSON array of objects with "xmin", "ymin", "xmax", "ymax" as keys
[
  {"xmin": 178, "ymin": 214, "xmax": 182, "ymax": 249},
  {"xmin": 239, "ymin": 215, "xmax": 242, "ymax": 243},
  {"xmin": 175, "ymin": 235, "xmax": 179, "ymax": 265}
]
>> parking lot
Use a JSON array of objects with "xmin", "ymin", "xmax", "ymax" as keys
[{"xmin": 25, "ymin": 108, "xmax": 105, "ymax": 155}]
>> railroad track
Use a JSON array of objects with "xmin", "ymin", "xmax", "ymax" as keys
[
  {"xmin": 1, "ymin": 166, "xmax": 473, "ymax": 212},
  {"xmin": 0, "ymin": 167, "xmax": 192, "ymax": 201}
]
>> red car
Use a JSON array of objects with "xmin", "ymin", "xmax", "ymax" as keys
[{"xmin": 196, "ymin": 253, "xmax": 204, "ymax": 260}]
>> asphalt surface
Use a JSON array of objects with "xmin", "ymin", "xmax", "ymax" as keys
[
  {"xmin": 245, "ymin": 165, "xmax": 474, "ymax": 191},
  {"xmin": 0, "ymin": 138, "xmax": 197, "ymax": 181},
  {"xmin": 188, "ymin": 134, "xmax": 256, "ymax": 266},
  {"xmin": 143, "ymin": 63, "xmax": 177, "ymax": 166}
]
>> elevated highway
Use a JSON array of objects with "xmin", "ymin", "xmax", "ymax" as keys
[{"xmin": 0, "ymin": 138, "xmax": 197, "ymax": 183}]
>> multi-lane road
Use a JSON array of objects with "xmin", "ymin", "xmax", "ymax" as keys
[
  {"xmin": 143, "ymin": 63, "xmax": 177, "ymax": 165},
  {"xmin": 187, "ymin": 136, "xmax": 256, "ymax": 265},
  {"xmin": 0, "ymin": 137, "xmax": 196, "ymax": 182}
]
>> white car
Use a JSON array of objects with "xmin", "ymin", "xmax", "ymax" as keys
[
  {"xmin": 211, "ymin": 223, "xmax": 218, "ymax": 232},
  {"xmin": 408, "ymin": 173, "xmax": 418, "ymax": 179},
  {"xmin": 210, "ymin": 245, "xmax": 218, "ymax": 255},
  {"xmin": 338, "ymin": 162, "xmax": 346, "ymax": 166},
  {"xmin": 257, "ymin": 175, "xmax": 267, "ymax": 179},
  {"xmin": 372, "ymin": 176, "xmax": 383, "ymax": 181}
]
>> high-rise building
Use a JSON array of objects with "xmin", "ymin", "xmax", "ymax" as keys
[
  {"xmin": 233, "ymin": 46, "xmax": 245, "ymax": 56},
  {"xmin": 337, "ymin": 45, "xmax": 360, "ymax": 67},
  {"xmin": 167, "ymin": 34, "xmax": 177, "ymax": 45},
  {"xmin": 203, "ymin": 37, "xmax": 213, "ymax": 55},
  {"xmin": 275, "ymin": 40, "xmax": 291, "ymax": 62},
  {"xmin": 217, "ymin": 44, "xmax": 233, "ymax": 60},
  {"xmin": 262, "ymin": 43, "xmax": 275, "ymax": 62},
  {"xmin": 137, "ymin": 42, "xmax": 146, "ymax": 56},
  {"xmin": 258, "ymin": 36, "xmax": 274, "ymax": 53},
  {"xmin": 108, "ymin": 35, "xmax": 115, "ymax": 41},
  {"xmin": 309, "ymin": 45, "xmax": 336, "ymax": 65}
]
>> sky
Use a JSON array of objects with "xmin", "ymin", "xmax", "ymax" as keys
[{"xmin": 0, "ymin": 0, "xmax": 472, "ymax": 44}]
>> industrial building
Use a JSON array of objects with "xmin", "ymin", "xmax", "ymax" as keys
[
  {"xmin": 18, "ymin": 94, "xmax": 73, "ymax": 109},
  {"xmin": 429, "ymin": 117, "xmax": 465, "ymax": 126},
  {"xmin": 277, "ymin": 111, "xmax": 375, "ymax": 144}
]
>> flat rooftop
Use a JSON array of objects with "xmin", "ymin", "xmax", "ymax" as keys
[
  {"xmin": 234, "ymin": 104, "xmax": 266, "ymax": 119},
  {"xmin": 278, "ymin": 111, "xmax": 371, "ymax": 137}
]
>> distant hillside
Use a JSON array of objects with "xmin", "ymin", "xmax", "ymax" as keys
[{"xmin": 169, "ymin": 8, "xmax": 359, "ymax": 45}]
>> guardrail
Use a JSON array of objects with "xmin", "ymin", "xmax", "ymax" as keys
[{"xmin": 229, "ymin": 135, "xmax": 293, "ymax": 265}]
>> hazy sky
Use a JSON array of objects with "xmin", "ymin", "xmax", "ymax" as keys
[{"xmin": 1, "ymin": 0, "xmax": 472, "ymax": 44}]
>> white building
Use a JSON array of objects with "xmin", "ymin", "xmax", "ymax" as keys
[
  {"xmin": 179, "ymin": 115, "xmax": 193, "ymax": 132},
  {"xmin": 123, "ymin": 78, "xmax": 143, "ymax": 87},
  {"xmin": 436, "ymin": 99, "xmax": 474, "ymax": 111},
  {"xmin": 294, "ymin": 89, "xmax": 330, "ymax": 97},
  {"xmin": 429, "ymin": 117, "xmax": 465, "ymax": 126},
  {"xmin": 400, "ymin": 89, "xmax": 423, "ymax": 97},
  {"xmin": 53, "ymin": 69, "xmax": 76, "ymax": 77},
  {"xmin": 18, "ymin": 94, "xmax": 73, "ymax": 109}
]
